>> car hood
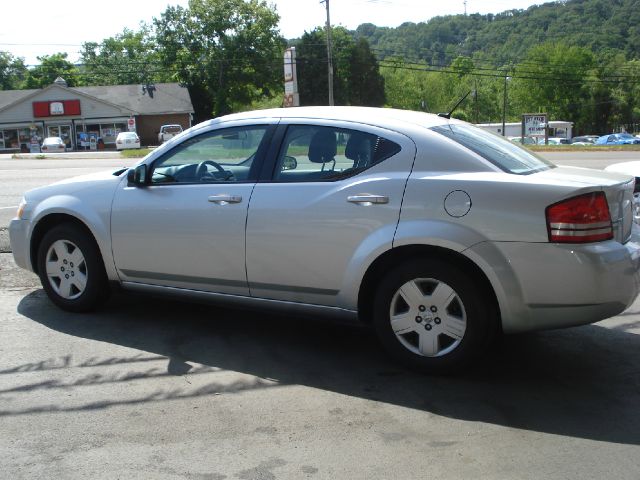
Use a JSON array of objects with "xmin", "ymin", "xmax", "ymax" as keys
[{"xmin": 24, "ymin": 169, "xmax": 125, "ymax": 203}]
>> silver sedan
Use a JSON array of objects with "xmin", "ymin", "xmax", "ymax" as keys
[{"xmin": 9, "ymin": 107, "xmax": 640, "ymax": 374}]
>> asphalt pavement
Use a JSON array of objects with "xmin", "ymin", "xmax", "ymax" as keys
[{"xmin": 1, "ymin": 151, "xmax": 640, "ymax": 479}]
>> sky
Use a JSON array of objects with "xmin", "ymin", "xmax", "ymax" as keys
[{"xmin": 2, "ymin": 0, "xmax": 550, "ymax": 66}]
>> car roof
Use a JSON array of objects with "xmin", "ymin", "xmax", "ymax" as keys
[{"xmin": 206, "ymin": 106, "xmax": 460, "ymax": 131}]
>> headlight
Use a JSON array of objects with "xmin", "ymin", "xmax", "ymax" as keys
[{"xmin": 16, "ymin": 198, "xmax": 27, "ymax": 219}]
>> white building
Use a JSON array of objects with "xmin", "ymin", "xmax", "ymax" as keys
[{"xmin": 476, "ymin": 120, "xmax": 573, "ymax": 140}]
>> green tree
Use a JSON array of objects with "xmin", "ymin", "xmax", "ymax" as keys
[
  {"xmin": 154, "ymin": 0, "xmax": 285, "ymax": 120},
  {"xmin": 348, "ymin": 37, "xmax": 385, "ymax": 106},
  {"xmin": 23, "ymin": 53, "xmax": 81, "ymax": 88},
  {"xmin": 295, "ymin": 27, "xmax": 353, "ymax": 106},
  {"xmin": 295, "ymin": 27, "xmax": 384, "ymax": 106},
  {"xmin": 80, "ymin": 26, "xmax": 169, "ymax": 86},
  {"xmin": 509, "ymin": 42, "xmax": 596, "ymax": 131},
  {"xmin": 0, "ymin": 52, "xmax": 27, "ymax": 90}
]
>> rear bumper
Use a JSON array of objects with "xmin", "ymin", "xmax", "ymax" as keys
[{"xmin": 466, "ymin": 234, "xmax": 640, "ymax": 333}]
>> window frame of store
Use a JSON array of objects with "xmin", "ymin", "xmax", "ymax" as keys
[
  {"xmin": 75, "ymin": 118, "xmax": 129, "ymax": 150},
  {"xmin": 0, "ymin": 123, "xmax": 44, "ymax": 152},
  {"xmin": 46, "ymin": 124, "xmax": 73, "ymax": 150}
]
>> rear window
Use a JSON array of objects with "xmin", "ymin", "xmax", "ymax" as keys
[
  {"xmin": 163, "ymin": 126, "xmax": 182, "ymax": 134},
  {"xmin": 432, "ymin": 124, "xmax": 555, "ymax": 175}
]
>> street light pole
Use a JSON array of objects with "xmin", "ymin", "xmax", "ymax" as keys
[{"xmin": 322, "ymin": 0, "xmax": 334, "ymax": 106}]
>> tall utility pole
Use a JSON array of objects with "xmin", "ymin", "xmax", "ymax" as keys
[
  {"xmin": 502, "ymin": 73, "xmax": 510, "ymax": 136},
  {"xmin": 322, "ymin": 0, "xmax": 334, "ymax": 106}
]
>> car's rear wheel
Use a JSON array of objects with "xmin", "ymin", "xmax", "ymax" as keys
[
  {"xmin": 37, "ymin": 223, "xmax": 109, "ymax": 312},
  {"xmin": 373, "ymin": 258, "xmax": 495, "ymax": 374}
]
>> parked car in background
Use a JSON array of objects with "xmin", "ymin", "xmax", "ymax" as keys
[
  {"xmin": 115, "ymin": 132, "xmax": 141, "ymax": 150},
  {"xmin": 595, "ymin": 133, "xmax": 640, "ymax": 145},
  {"xmin": 605, "ymin": 161, "xmax": 640, "ymax": 224},
  {"xmin": 157, "ymin": 124, "xmax": 183, "ymax": 144},
  {"xmin": 9, "ymin": 107, "xmax": 640, "ymax": 374},
  {"xmin": 508, "ymin": 135, "xmax": 537, "ymax": 145},
  {"xmin": 40, "ymin": 137, "xmax": 66, "ymax": 153},
  {"xmin": 571, "ymin": 135, "xmax": 599, "ymax": 145},
  {"xmin": 545, "ymin": 137, "xmax": 571, "ymax": 145}
]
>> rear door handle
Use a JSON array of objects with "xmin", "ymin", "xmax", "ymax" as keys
[
  {"xmin": 347, "ymin": 194, "xmax": 389, "ymax": 205},
  {"xmin": 208, "ymin": 194, "xmax": 242, "ymax": 204}
]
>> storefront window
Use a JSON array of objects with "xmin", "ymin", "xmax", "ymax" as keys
[
  {"xmin": 75, "ymin": 120, "xmax": 130, "ymax": 149},
  {"xmin": 3, "ymin": 129, "xmax": 19, "ymax": 149},
  {"xmin": 101, "ymin": 124, "xmax": 117, "ymax": 145}
]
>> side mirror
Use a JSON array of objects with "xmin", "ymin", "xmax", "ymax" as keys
[
  {"xmin": 282, "ymin": 155, "xmax": 298, "ymax": 171},
  {"xmin": 127, "ymin": 164, "xmax": 148, "ymax": 186}
]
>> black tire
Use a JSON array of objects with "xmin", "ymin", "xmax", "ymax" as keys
[
  {"xmin": 37, "ymin": 223, "xmax": 110, "ymax": 312},
  {"xmin": 372, "ymin": 258, "xmax": 496, "ymax": 374}
]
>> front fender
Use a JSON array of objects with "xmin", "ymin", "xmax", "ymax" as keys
[{"xmin": 28, "ymin": 194, "xmax": 118, "ymax": 281}]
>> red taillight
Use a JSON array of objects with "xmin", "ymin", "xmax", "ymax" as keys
[{"xmin": 546, "ymin": 192, "xmax": 613, "ymax": 243}]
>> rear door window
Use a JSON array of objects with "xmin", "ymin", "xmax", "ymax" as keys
[{"xmin": 272, "ymin": 125, "xmax": 401, "ymax": 182}]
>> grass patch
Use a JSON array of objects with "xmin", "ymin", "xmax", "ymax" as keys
[{"xmin": 120, "ymin": 148, "xmax": 153, "ymax": 158}]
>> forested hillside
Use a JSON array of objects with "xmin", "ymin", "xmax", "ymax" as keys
[
  {"xmin": 355, "ymin": 0, "xmax": 640, "ymax": 66},
  {"xmin": 349, "ymin": 0, "xmax": 640, "ymax": 134}
]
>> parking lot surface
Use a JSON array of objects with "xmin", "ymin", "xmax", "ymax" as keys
[{"xmin": 1, "ymin": 152, "xmax": 640, "ymax": 479}]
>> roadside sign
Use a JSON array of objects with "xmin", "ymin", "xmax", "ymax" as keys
[
  {"xmin": 522, "ymin": 113, "xmax": 547, "ymax": 136},
  {"xmin": 127, "ymin": 118, "xmax": 136, "ymax": 132}
]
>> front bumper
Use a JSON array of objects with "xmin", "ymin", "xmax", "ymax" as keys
[
  {"xmin": 466, "ymin": 234, "xmax": 640, "ymax": 334},
  {"xmin": 9, "ymin": 218, "xmax": 32, "ymax": 272}
]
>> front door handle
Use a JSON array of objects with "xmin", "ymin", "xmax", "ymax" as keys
[
  {"xmin": 208, "ymin": 194, "xmax": 242, "ymax": 205},
  {"xmin": 347, "ymin": 194, "xmax": 389, "ymax": 205}
]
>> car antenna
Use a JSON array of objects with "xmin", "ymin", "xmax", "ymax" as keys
[{"xmin": 438, "ymin": 90, "xmax": 473, "ymax": 119}]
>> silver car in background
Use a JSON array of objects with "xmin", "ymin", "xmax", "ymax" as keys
[{"xmin": 9, "ymin": 107, "xmax": 640, "ymax": 373}]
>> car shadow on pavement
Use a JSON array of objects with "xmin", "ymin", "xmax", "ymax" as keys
[{"xmin": 14, "ymin": 289, "xmax": 640, "ymax": 446}]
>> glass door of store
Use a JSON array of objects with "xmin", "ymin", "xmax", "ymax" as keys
[
  {"xmin": 47, "ymin": 125, "xmax": 73, "ymax": 150},
  {"xmin": 0, "ymin": 131, "xmax": 4, "ymax": 149}
]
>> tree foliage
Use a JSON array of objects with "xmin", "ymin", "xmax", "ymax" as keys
[
  {"xmin": 154, "ymin": 0, "xmax": 285, "ymax": 120},
  {"xmin": 294, "ymin": 27, "xmax": 385, "ymax": 107},
  {"xmin": 23, "ymin": 53, "xmax": 80, "ymax": 89},
  {"xmin": 80, "ymin": 26, "xmax": 169, "ymax": 86},
  {"xmin": 0, "ymin": 52, "xmax": 27, "ymax": 90}
]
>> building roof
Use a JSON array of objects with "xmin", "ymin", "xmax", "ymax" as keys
[
  {"xmin": 74, "ymin": 83, "xmax": 194, "ymax": 115},
  {"xmin": 0, "ymin": 89, "xmax": 38, "ymax": 110},
  {"xmin": 0, "ymin": 82, "xmax": 193, "ymax": 115}
]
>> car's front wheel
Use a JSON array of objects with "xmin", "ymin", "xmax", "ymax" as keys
[
  {"xmin": 37, "ymin": 223, "xmax": 109, "ymax": 312},
  {"xmin": 373, "ymin": 258, "xmax": 495, "ymax": 374}
]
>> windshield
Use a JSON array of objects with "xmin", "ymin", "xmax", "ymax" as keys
[{"xmin": 432, "ymin": 123, "xmax": 555, "ymax": 175}]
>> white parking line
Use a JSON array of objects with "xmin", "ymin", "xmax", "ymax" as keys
[{"xmin": 0, "ymin": 206, "xmax": 18, "ymax": 210}]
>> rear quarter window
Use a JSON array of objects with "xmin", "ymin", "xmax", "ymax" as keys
[{"xmin": 432, "ymin": 124, "xmax": 555, "ymax": 175}]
